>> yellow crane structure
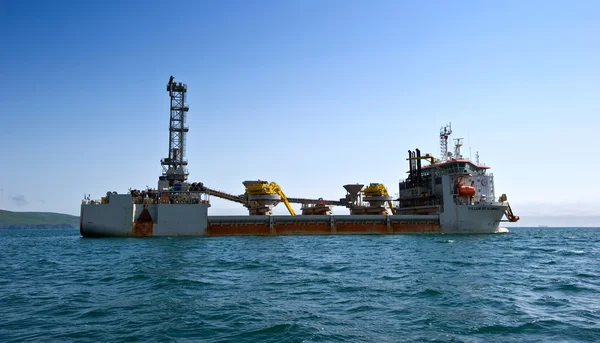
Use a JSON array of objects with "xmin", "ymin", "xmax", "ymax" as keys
[
  {"xmin": 362, "ymin": 183, "xmax": 396, "ymax": 215},
  {"xmin": 407, "ymin": 152, "xmax": 437, "ymax": 165},
  {"xmin": 244, "ymin": 181, "xmax": 296, "ymax": 216}
]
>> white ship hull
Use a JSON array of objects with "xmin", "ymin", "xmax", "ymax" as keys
[
  {"xmin": 439, "ymin": 204, "xmax": 507, "ymax": 234},
  {"xmin": 79, "ymin": 195, "xmax": 508, "ymax": 237},
  {"xmin": 80, "ymin": 194, "xmax": 209, "ymax": 237}
]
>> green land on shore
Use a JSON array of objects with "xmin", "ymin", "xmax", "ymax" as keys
[{"xmin": 0, "ymin": 209, "xmax": 79, "ymax": 229}]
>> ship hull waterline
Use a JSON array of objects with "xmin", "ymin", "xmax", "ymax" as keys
[{"xmin": 80, "ymin": 199, "xmax": 509, "ymax": 238}]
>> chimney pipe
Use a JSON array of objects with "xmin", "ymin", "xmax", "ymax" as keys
[{"xmin": 416, "ymin": 149, "xmax": 422, "ymax": 187}]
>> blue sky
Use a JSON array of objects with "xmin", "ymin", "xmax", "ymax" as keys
[{"xmin": 1, "ymin": 0, "xmax": 599, "ymax": 221}]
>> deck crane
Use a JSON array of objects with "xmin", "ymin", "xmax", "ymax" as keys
[
  {"xmin": 192, "ymin": 180, "xmax": 399, "ymax": 216},
  {"xmin": 270, "ymin": 183, "xmax": 296, "ymax": 216},
  {"xmin": 498, "ymin": 194, "xmax": 520, "ymax": 222},
  {"xmin": 244, "ymin": 181, "xmax": 296, "ymax": 216},
  {"xmin": 362, "ymin": 183, "xmax": 396, "ymax": 215}
]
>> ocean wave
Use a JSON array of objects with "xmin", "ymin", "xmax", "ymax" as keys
[{"xmin": 1, "ymin": 227, "xmax": 600, "ymax": 342}]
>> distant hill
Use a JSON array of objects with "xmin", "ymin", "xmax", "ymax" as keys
[
  {"xmin": 0, "ymin": 209, "xmax": 79, "ymax": 229},
  {"xmin": 505, "ymin": 215, "xmax": 600, "ymax": 228}
]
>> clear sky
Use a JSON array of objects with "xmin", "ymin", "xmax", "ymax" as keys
[{"xmin": 1, "ymin": 0, "xmax": 599, "ymax": 221}]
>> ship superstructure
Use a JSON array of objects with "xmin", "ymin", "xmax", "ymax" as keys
[
  {"xmin": 79, "ymin": 76, "xmax": 519, "ymax": 237},
  {"xmin": 395, "ymin": 123, "xmax": 519, "ymax": 231}
]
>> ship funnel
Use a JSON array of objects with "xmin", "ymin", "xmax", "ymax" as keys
[{"xmin": 343, "ymin": 184, "xmax": 364, "ymax": 195}]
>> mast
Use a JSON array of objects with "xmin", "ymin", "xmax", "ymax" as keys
[
  {"xmin": 161, "ymin": 76, "xmax": 190, "ymax": 186},
  {"xmin": 439, "ymin": 123, "xmax": 452, "ymax": 162},
  {"xmin": 453, "ymin": 137, "xmax": 464, "ymax": 159}
]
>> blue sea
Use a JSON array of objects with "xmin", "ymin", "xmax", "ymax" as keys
[{"xmin": 1, "ymin": 227, "xmax": 599, "ymax": 342}]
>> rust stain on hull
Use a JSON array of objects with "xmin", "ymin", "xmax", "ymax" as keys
[
  {"xmin": 132, "ymin": 208, "xmax": 153, "ymax": 237},
  {"xmin": 207, "ymin": 224, "xmax": 271, "ymax": 236},
  {"xmin": 391, "ymin": 222, "xmax": 440, "ymax": 233},
  {"xmin": 206, "ymin": 221, "xmax": 441, "ymax": 236},
  {"xmin": 275, "ymin": 223, "xmax": 331, "ymax": 235},
  {"xmin": 335, "ymin": 223, "xmax": 388, "ymax": 234}
]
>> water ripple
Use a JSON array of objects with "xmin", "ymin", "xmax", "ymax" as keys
[{"xmin": 1, "ymin": 227, "xmax": 600, "ymax": 342}]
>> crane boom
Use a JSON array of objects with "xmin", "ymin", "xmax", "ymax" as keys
[
  {"xmin": 286, "ymin": 197, "xmax": 345, "ymax": 206},
  {"xmin": 190, "ymin": 182, "xmax": 245, "ymax": 203},
  {"xmin": 269, "ymin": 182, "xmax": 296, "ymax": 216},
  {"xmin": 203, "ymin": 187, "xmax": 245, "ymax": 204}
]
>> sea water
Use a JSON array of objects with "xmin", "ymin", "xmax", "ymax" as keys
[{"xmin": 1, "ymin": 227, "xmax": 599, "ymax": 342}]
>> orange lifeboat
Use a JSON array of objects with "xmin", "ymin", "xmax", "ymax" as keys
[{"xmin": 457, "ymin": 185, "xmax": 476, "ymax": 197}]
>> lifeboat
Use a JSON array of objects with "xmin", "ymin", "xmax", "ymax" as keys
[{"xmin": 457, "ymin": 184, "xmax": 476, "ymax": 197}]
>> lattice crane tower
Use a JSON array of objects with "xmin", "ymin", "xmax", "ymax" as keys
[{"xmin": 161, "ymin": 76, "xmax": 190, "ymax": 186}]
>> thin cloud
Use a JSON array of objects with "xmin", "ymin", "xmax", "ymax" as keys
[{"xmin": 10, "ymin": 195, "xmax": 28, "ymax": 206}]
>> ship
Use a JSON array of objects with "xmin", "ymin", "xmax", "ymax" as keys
[{"xmin": 80, "ymin": 76, "xmax": 519, "ymax": 237}]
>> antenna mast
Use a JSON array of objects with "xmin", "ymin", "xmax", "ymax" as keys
[
  {"xmin": 439, "ymin": 123, "xmax": 452, "ymax": 162},
  {"xmin": 453, "ymin": 138, "xmax": 464, "ymax": 159},
  {"xmin": 468, "ymin": 133, "xmax": 472, "ymax": 161},
  {"xmin": 161, "ymin": 76, "xmax": 190, "ymax": 186}
]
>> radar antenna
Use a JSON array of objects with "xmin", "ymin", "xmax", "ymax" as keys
[{"xmin": 161, "ymin": 75, "xmax": 190, "ymax": 186}]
